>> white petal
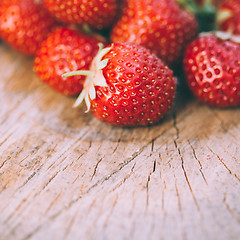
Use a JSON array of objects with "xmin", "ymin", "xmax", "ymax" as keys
[
  {"xmin": 95, "ymin": 46, "xmax": 113, "ymax": 64},
  {"xmin": 85, "ymin": 95, "xmax": 91, "ymax": 113},
  {"xmin": 97, "ymin": 59, "xmax": 109, "ymax": 70},
  {"xmin": 73, "ymin": 89, "xmax": 85, "ymax": 108},
  {"xmin": 89, "ymin": 84, "xmax": 96, "ymax": 100},
  {"xmin": 231, "ymin": 35, "xmax": 240, "ymax": 44},
  {"xmin": 94, "ymin": 71, "xmax": 108, "ymax": 87},
  {"xmin": 215, "ymin": 31, "xmax": 231, "ymax": 40}
]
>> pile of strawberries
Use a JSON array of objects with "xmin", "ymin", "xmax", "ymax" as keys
[{"xmin": 0, "ymin": 0, "xmax": 240, "ymax": 127}]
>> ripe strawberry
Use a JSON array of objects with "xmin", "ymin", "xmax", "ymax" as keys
[
  {"xmin": 43, "ymin": 0, "xmax": 118, "ymax": 30},
  {"xmin": 0, "ymin": 0, "xmax": 56, "ymax": 56},
  {"xmin": 34, "ymin": 27, "xmax": 105, "ymax": 96},
  {"xmin": 63, "ymin": 42, "xmax": 176, "ymax": 127},
  {"xmin": 183, "ymin": 32, "xmax": 240, "ymax": 107},
  {"xmin": 217, "ymin": 0, "xmax": 240, "ymax": 34},
  {"xmin": 110, "ymin": 0, "xmax": 198, "ymax": 66}
]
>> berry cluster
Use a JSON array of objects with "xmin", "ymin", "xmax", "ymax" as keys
[{"xmin": 0, "ymin": 0, "xmax": 239, "ymax": 127}]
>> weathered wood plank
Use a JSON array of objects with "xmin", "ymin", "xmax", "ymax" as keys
[{"xmin": 0, "ymin": 43, "xmax": 240, "ymax": 240}]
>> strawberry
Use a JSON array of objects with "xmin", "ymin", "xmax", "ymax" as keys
[
  {"xmin": 217, "ymin": 0, "xmax": 240, "ymax": 35},
  {"xmin": 34, "ymin": 27, "xmax": 105, "ymax": 96},
  {"xmin": 110, "ymin": 0, "xmax": 198, "ymax": 66},
  {"xmin": 0, "ymin": 0, "xmax": 56, "ymax": 56},
  {"xmin": 63, "ymin": 42, "xmax": 176, "ymax": 127},
  {"xmin": 43, "ymin": 0, "xmax": 118, "ymax": 30},
  {"xmin": 183, "ymin": 31, "xmax": 240, "ymax": 107}
]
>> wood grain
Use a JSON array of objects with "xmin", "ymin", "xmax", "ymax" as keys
[{"xmin": 0, "ymin": 43, "xmax": 240, "ymax": 240}]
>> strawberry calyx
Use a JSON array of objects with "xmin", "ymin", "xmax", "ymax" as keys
[
  {"xmin": 200, "ymin": 30, "xmax": 240, "ymax": 43},
  {"xmin": 216, "ymin": 9, "xmax": 233, "ymax": 25},
  {"xmin": 178, "ymin": 0, "xmax": 215, "ymax": 13},
  {"xmin": 177, "ymin": 0, "xmax": 216, "ymax": 32},
  {"xmin": 214, "ymin": 31, "xmax": 240, "ymax": 43},
  {"xmin": 62, "ymin": 43, "xmax": 113, "ymax": 112}
]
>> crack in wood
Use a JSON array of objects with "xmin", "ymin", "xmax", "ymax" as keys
[
  {"xmin": 62, "ymin": 157, "xmax": 71, "ymax": 171},
  {"xmin": 41, "ymin": 170, "xmax": 61, "ymax": 192},
  {"xmin": 91, "ymin": 156, "xmax": 104, "ymax": 180},
  {"xmin": 44, "ymin": 192, "xmax": 62, "ymax": 216},
  {"xmin": 112, "ymin": 138, "xmax": 121, "ymax": 154},
  {"xmin": 188, "ymin": 140, "xmax": 208, "ymax": 185},
  {"xmin": 87, "ymin": 197, "xmax": 97, "ymax": 214},
  {"xmin": 46, "ymin": 144, "xmax": 69, "ymax": 170},
  {"xmin": 111, "ymin": 129, "xmax": 124, "ymax": 154},
  {"xmin": 19, "ymin": 154, "xmax": 31, "ymax": 165},
  {"xmin": 63, "ymin": 212, "xmax": 78, "ymax": 240},
  {"xmin": 3, "ymin": 192, "xmax": 33, "ymax": 225},
  {"xmin": 0, "ymin": 146, "xmax": 25, "ymax": 172},
  {"xmin": 224, "ymin": 149, "xmax": 240, "ymax": 165},
  {"xmin": 20, "ymin": 225, "xmax": 43, "ymax": 240},
  {"xmin": 0, "ymin": 157, "xmax": 11, "ymax": 170},
  {"xmin": 45, "ymin": 135, "xmax": 90, "ymax": 171},
  {"xmin": 223, "ymin": 193, "xmax": 240, "ymax": 224},
  {"xmin": 152, "ymin": 160, "xmax": 156, "ymax": 173},
  {"xmin": 175, "ymin": 141, "xmax": 200, "ymax": 211},
  {"xmin": 208, "ymin": 147, "xmax": 240, "ymax": 182},
  {"xmin": 145, "ymin": 159, "xmax": 157, "ymax": 212},
  {"xmin": 69, "ymin": 141, "xmax": 92, "ymax": 170},
  {"xmin": 172, "ymin": 111, "xmax": 200, "ymax": 212},
  {"xmin": 211, "ymin": 110, "xmax": 240, "ymax": 145},
  {"xmin": 111, "ymin": 162, "xmax": 136, "ymax": 193},
  {"xmin": 4, "ymin": 154, "xmax": 65, "ymax": 225},
  {"xmin": 103, "ymin": 194, "xmax": 119, "ymax": 229},
  {"xmin": 175, "ymin": 178, "xmax": 182, "ymax": 216},
  {"xmin": 0, "ymin": 131, "xmax": 14, "ymax": 148},
  {"xmin": 146, "ymin": 174, "xmax": 151, "ymax": 211},
  {"xmin": 162, "ymin": 180, "xmax": 167, "ymax": 216},
  {"xmin": 46, "ymin": 142, "xmax": 151, "ymax": 222},
  {"xmin": 151, "ymin": 139, "xmax": 155, "ymax": 152},
  {"xmin": 17, "ymin": 171, "xmax": 36, "ymax": 190}
]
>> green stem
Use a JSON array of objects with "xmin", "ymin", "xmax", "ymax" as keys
[
  {"xmin": 177, "ymin": 0, "xmax": 197, "ymax": 13},
  {"xmin": 62, "ymin": 70, "xmax": 93, "ymax": 78},
  {"xmin": 177, "ymin": 0, "xmax": 217, "ymax": 32}
]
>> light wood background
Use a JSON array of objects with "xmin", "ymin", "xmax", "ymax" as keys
[{"xmin": 0, "ymin": 42, "xmax": 240, "ymax": 240}]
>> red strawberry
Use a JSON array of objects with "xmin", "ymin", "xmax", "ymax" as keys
[
  {"xmin": 0, "ymin": 0, "xmax": 56, "ymax": 55},
  {"xmin": 110, "ymin": 0, "xmax": 198, "ymax": 66},
  {"xmin": 183, "ymin": 32, "xmax": 240, "ymax": 107},
  {"xmin": 34, "ymin": 27, "xmax": 105, "ymax": 96},
  {"xmin": 217, "ymin": 0, "xmax": 240, "ymax": 34},
  {"xmin": 43, "ymin": 0, "xmax": 118, "ymax": 30},
  {"xmin": 63, "ymin": 42, "xmax": 176, "ymax": 127}
]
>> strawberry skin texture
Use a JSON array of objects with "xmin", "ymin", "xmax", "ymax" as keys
[
  {"xmin": 111, "ymin": 0, "xmax": 198, "ymax": 66},
  {"xmin": 217, "ymin": 0, "xmax": 240, "ymax": 35},
  {"xmin": 90, "ymin": 43, "xmax": 176, "ymax": 127},
  {"xmin": 34, "ymin": 27, "xmax": 104, "ymax": 96},
  {"xmin": 0, "ymin": 0, "xmax": 56, "ymax": 56},
  {"xmin": 183, "ymin": 33, "xmax": 240, "ymax": 107},
  {"xmin": 43, "ymin": 0, "xmax": 118, "ymax": 29}
]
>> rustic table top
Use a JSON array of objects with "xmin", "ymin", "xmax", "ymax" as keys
[{"xmin": 0, "ymin": 43, "xmax": 240, "ymax": 240}]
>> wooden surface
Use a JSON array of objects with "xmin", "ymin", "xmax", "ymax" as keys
[{"xmin": 0, "ymin": 42, "xmax": 240, "ymax": 240}]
